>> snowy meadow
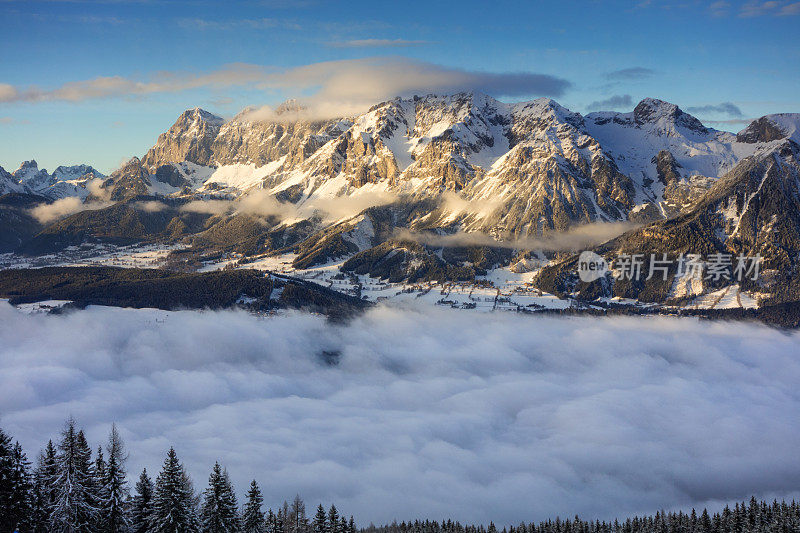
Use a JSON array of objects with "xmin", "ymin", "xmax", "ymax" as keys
[{"xmin": 1, "ymin": 302, "xmax": 799, "ymax": 525}]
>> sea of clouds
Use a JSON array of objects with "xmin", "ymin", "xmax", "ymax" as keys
[{"xmin": 1, "ymin": 301, "xmax": 799, "ymax": 525}]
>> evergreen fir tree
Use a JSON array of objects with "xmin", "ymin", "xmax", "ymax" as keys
[
  {"xmin": 95, "ymin": 446, "xmax": 107, "ymax": 490},
  {"xmin": 94, "ymin": 446, "xmax": 108, "ymax": 532},
  {"xmin": 200, "ymin": 461, "xmax": 240, "ymax": 532},
  {"xmin": 327, "ymin": 505, "xmax": 340, "ymax": 533},
  {"xmin": 266, "ymin": 508, "xmax": 278, "ymax": 533},
  {"xmin": 12, "ymin": 442, "xmax": 34, "ymax": 532},
  {"xmin": 99, "ymin": 424, "xmax": 130, "ymax": 533},
  {"xmin": 0, "ymin": 430, "xmax": 33, "ymax": 533},
  {"xmin": 51, "ymin": 419, "xmax": 98, "ymax": 533},
  {"xmin": 242, "ymin": 480, "xmax": 266, "ymax": 533},
  {"xmin": 313, "ymin": 505, "xmax": 327, "ymax": 533},
  {"xmin": 130, "ymin": 468, "xmax": 155, "ymax": 533},
  {"xmin": 0, "ymin": 427, "xmax": 19, "ymax": 532},
  {"xmin": 32, "ymin": 440, "xmax": 58, "ymax": 533},
  {"xmin": 149, "ymin": 447, "xmax": 199, "ymax": 533},
  {"xmin": 348, "ymin": 516, "xmax": 356, "ymax": 533}
]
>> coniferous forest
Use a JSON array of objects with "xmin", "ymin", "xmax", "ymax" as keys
[{"xmin": 1, "ymin": 420, "xmax": 799, "ymax": 533}]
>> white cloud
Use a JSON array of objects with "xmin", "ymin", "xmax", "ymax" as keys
[
  {"xmin": 176, "ymin": 17, "xmax": 301, "ymax": 31},
  {"xmin": 301, "ymin": 190, "xmax": 398, "ymax": 222},
  {"xmin": 179, "ymin": 189, "xmax": 399, "ymax": 223},
  {"xmin": 134, "ymin": 200, "xmax": 169, "ymax": 213},
  {"xmin": 604, "ymin": 67, "xmax": 655, "ymax": 81},
  {"xmin": 587, "ymin": 94, "xmax": 634, "ymax": 112},
  {"xmin": 179, "ymin": 199, "xmax": 235, "ymax": 216},
  {"xmin": 1, "ymin": 303, "xmax": 799, "ymax": 525},
  {"xmin": 327, "ymin": 39, "xmax": 431, "ymax": 48},
  {"xmin": 685, "ymin": 102, "xmax": 744, "ymax": 117},
  {"xmin": 0, "ymin": 58, "xmax": 571, "ymax": 121},
  {"xmin": 738, "ymin": 0, "xmax": 800, "ymax": 16},
  {"xmin": 396, "ymin": 221, "xmax": 637, "ymax": 252},
  {"xmin": 29, "ymin": 197, "xmax": 86, "ymax": 223},
  {"xmin": 0, "ymin": 63, "xmax": 269, "ymax": 103},
  {"xmin": 29, "ymin": 180, "xmax": 111, "ymax": 223}
]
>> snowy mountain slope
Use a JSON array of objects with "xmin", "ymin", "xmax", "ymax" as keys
[
  {"xmin": 535, "ymin": 138, "xmax": 800, "ymax": 305},
  {"xmin": 0, "ymin": 164, "xmax": 26, "ymax": 195},
  {"xmin": 105, "ymin": 157, "xmax": 183, "ymax": 201},
  {"xmin": 584, "ymin": 99, "xmax": 761, "ymax": 199},
  {"xmin": 461, "ymin": 98, "xmax": 635, "ymax": 234},
  {"xmin": 736, "ymin": 113, "xmax": 800, "ymax": 144}
]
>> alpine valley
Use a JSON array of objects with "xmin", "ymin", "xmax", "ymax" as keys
[{"xmin": 2, "ymin": 93, "xmax": 799, "ymax": 323}]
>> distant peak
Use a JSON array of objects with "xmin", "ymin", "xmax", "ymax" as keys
[
  {"xmin": 634, "ymin": 98, "xmax": 679, "ymax": 123},
  {"xmin": 634, "ymin": 98, "xmax": 707, "ymax": 133},
  {"xmin": 17, "ymin": 159, "xmax": 39, "ymax": 170},
  {"xmin": 180, "ymin": 108, "xmax": 224, "ymax": 125},
  {"xmin": 736, "ymin": 114, "xmax": 800, "ymax": 144},
  {"xmin": 275, "ymin": 99, "xmax": 306, "ymax": 115}
]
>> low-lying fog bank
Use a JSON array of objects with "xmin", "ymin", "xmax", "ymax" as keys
[{"xmin": 1, "ymin": 302, "xmax": 798, "ymax": 525}]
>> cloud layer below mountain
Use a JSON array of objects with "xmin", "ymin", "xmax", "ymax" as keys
[{"xmin": 1, "ymin": 303, "xmax": 799, "ymax": 525}]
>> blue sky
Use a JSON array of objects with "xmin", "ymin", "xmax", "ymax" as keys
[{"xmin": 1, "ymin": 0, "xmax": 799, "ymax": 173}]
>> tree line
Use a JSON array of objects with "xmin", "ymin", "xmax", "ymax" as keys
[
  {"xmin": 0, "ymin": 419, "xmax": 355, "ymax": 533},
  {"xmin": 362, "ymin": 498, "xmax": 800, "ymax": 533},
  {"xmin": 2, "ymin": 419, "xmax": 799, "ymax": 533}
]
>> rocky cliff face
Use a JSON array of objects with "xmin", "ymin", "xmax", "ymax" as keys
[
  {"xmin": 106, "ymin": 157, "xmax": 153, "ymax": 201},
  {"xmin": 141, "ymin": 108, "xmax": 225, "ymax": 170},
  {"xmin": 736, "ymin": 114, "xmax": 800, "ymax": 144},
  {"xmin": 535, "ymin": 139, "xmax": 800, "ymax": 305},
  {"xmin": 462, "ymin": 98, "xmax": 635, "ymax": 234},
  {"xmin": 132, "ymin": 94, "xmax": 800, "ymax": 242}
]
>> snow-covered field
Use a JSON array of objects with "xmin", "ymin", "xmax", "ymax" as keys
[
  {"xmin": 0, "ymin": 244, "xmax": 766, "ymax": 312},
  {"xmin": 1, "ymin": 303, "xmax": 799, "ymax": 524},
  {"xmin": 226, "ymin": 252, "xmax": 574, "ymax": 311},
  {"xmin": 0, "ymin": 243, "xmax": 184, "ymax": 270}
]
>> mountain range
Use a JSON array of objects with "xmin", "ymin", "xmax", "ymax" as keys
[{"xmin": 2, "ymin": 92, "xmax": 799, "ymax": 309}]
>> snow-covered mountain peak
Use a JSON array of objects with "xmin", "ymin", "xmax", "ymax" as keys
[
  {"xmin": 736, "ymin": 113, "xmax": 800, "ymax": 144},
  {"xmin": 274, "ymin": 99, "xmax": 306, "ymax": 116},
  {"xmin": 13, "ymin": 160, "xmax": 52, "ymax": 190},
  {"xmin": 14, "ymin": 159, "xmax": 44, "ymax": 178},
  {"xmin": 509, "ymin": 97, "xmax": 584, "ymax": 133},
  {"xmin": 52, "ymin": 164, "xmax": 102, "ymax": 181},
  {"xmin": 633, "ymin": 98, "xmax": 708, "ymax": 133},
  {"xmin": 183, "ymin": 107, "xmax": 224, "ymax": 126},
  {"xmin": 141, "ymin": 108, "xmax": 226, "ymax": 170}
]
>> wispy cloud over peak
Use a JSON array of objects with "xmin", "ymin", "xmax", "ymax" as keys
[
  {"xmin": 0, "ymin": 57, "xmax": 571, "ymax": 120},
  {"xmin": 605, "ymin": 67, "xmax": 655, "ymax": 81},
  {"xmin": 587, "ymin": 94, "xmax": 634, "ymax": 111},
  {"xmin": 685, "ymin": 101, "xmax": 744, "ymax": 117}
]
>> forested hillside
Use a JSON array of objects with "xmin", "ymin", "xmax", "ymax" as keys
[
  {"xmin": 1, "ymin": 422, "xmax": 797, "ymax": 533},
  {"xmin": 0, "ymin": 267, "xmax": 368, "ymax": 318}
]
